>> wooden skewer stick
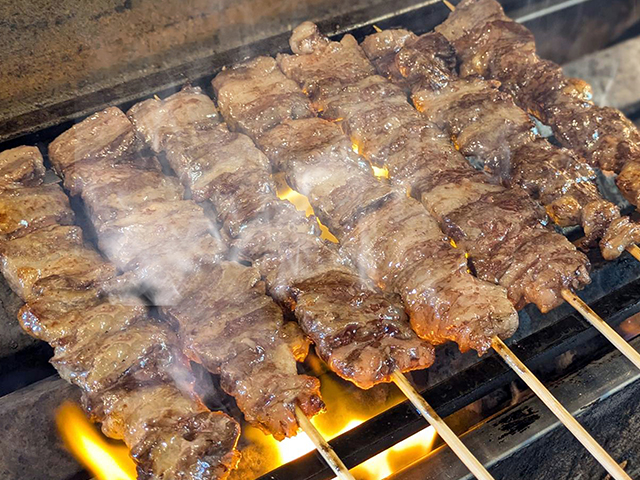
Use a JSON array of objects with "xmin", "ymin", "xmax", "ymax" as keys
[
  {"xmin": 293, "ymin": 404, "xmax": 356, "ymax": 480},
  {"xmin": 627, "ymin": 244, "xmax": 640, "ymax": 262},
  {"xmin": 492, "ymin": 336, "xmax": 631, "ymax": 480},
  {"xmin": 391, "ymin": 371, "xmax": 495, "ymax": 480},
  {"xmin": 561, "ymin": 289, "xmax": 640, "ymax": 370},
  {"xmin": 443, "ymin": 0, "xmax": 456, "ymax": 11}
]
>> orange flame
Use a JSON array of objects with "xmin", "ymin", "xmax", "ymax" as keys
[
  {"xmin": 56, "ymin": 402, "xmax": 136, "ymax": 480},
  {"xmin": 246, "ymin": 373, "xmax": 439, "ymax": 479},
  {"xmin": 274, "ymin": 174, "xmax": 339, "ymax": 243}
]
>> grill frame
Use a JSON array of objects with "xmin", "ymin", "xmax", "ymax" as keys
[{"xmin": 1, "ymin": 1, "xmax": 640, "ymax": 479}]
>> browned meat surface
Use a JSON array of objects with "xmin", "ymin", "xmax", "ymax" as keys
[
  {"xmin": 48, "ymin": 106, "xmax": 139, "ymax": 174},
  {"xmin": 0, "ymin": 146, "xmax": 46, "ymax": 187},
  {"xmin": 280, "ymin": 22, "xmax": 590, "ymax": 314},
  {"xmin": 436, "ymin": 0, "xmax": 640, "ymax": 205},
  {"xmin": 97, "ymin": 384, "xmax": 240, "ymax": 480},
  {"xmin": 129, "ymin": 85, "xmax": 435, "ymax": 389},
  {"xmin": 0, "ymin": 224, "xmax": 116, "ymax": 300},
  {"xmin": 278, "ymin": 22, "xmax": 376, "ymax": 107},
  {"xmin": 50, "ymin": 106, "xmax": 324, "ymax": 439},
  {"xmin": 0, "ymin": 184, "xmax": 75, "ymax": 239},
  {"xmin": 362, "ymin": 29, "xmax": 622, "ymax": 248},
  {"xmin": 212, "ymin": 59, "xmax": 314, "ymax": 136},
  {"xmin": 0, "ymin": 147, "xmax": 241, "ymax": 480},
  {"xmin": 601, "ymin": 217, "xmax": 640, "ymax": 261},
  {"xmin": 213, "ymin": 55, "xmax": 517, "ymax": 355}
]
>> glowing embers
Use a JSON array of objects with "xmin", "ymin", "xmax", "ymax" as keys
[
  {"xmin": 274, "ymin": 173, "xmax": 338, "ymax": 243},
  {"xmin": 371, "ymin": 165, "xmax": 389, "ymax": 179},
  {"xmin": 351, "ymin": 140, "xmax": 389, "ymax": 179},
  {"xmin": 56, "ymin": 402, "xmax": 136, "ymax": 480}
]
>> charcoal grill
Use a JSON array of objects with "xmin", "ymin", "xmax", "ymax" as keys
[{"xmin": 1, "ymin": 0, "xmax": 640, "ymax": 479}]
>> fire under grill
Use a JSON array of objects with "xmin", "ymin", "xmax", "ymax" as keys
[{"xmin": 1, "ymin": 0, "xmax": 640, "ymax": 479}]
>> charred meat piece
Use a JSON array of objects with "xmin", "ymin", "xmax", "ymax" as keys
[
  {"xmin": 436, "ymin": 0, "xmax": 640, "ymax": 204},
  {"xmin": 0, "ymin": 146, "xmax": 46, "ymax": 187},
  {"xmin": 601, "ymin": 217, "xmax": 640, "ymax": 261},
  {"xmin": 48, "ymin": 106, "xmax": 139, "ymax": 174},
  {"xmin": 362, "ymin": 29, "xmax": 623, "ymax": 250},
  {"xmin": 0, "ymin": 147, "xmax": 241, "ymax": 479},
  {"xmin": 279, "ymin": 22, "xmax": 590, "ymax": 313},
  {"xmin": 97, "ymin": 383, "xmax": 240, "ymax": 480},
  {"xmin": 50, "ymin": 106, "xmax": 324, "ymax": 440},
  {"xmin": 129, "ymin": 86, "xmax": 435, "ymax": 388},
  {"xmin": 213, "ymin": 57, "xmax": 517, "ymax": 355},
  {"xmin": 0, "ymin": 183, "xmax": 75, "ymax": 239},
  {"xmin": 0, "ymin": 224, "xmax": 116, "ymax": 300}
]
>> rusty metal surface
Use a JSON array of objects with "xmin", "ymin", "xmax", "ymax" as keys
[{"xmin": 1, "ymin": 0, "xmax": 639, "ymax": 144}]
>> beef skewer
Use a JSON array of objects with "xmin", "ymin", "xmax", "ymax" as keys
[
  {"xmin": 48, "ymin": 108, "xmax": 325, "ymax": 442},
  {"xmin": 211, "ymin": 55, "xmax": 521, "ymax": 480},
  {"xmin": 273, "ymin": 22, "xmax": 631, "ymax": 480},
  {"xmin": 360, "ymin": 28, "xmax": 637, "ymax": 256},
  {"xmin": 360, "ymin": 28, "xmax": 640, "ymax": 371},
  {"xmin": 126, "ymin": 85, "xmax": 435, "ymax": 389},
  {"xmin": 277, "ymin": 22, "xmax": 589, "ymax": 314},
  {"xmin": 435, "ymin": 0, "xmax": 640, "ymax": 208},
  {"xmin": 130, "ymin": 84, "xmax": 493, "ymax": 480},
  {"xmin": 0, "ymin": 145, "xmax": 241, "ymax": 480}
]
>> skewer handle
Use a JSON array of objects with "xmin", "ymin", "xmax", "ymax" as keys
[
  {"xmin": 391, "ymin": 371, "xmax": 495, "ymax": 480},
  {"xmin": 561, "ymin": 289, "xmax": 640, "ymax": 371},
  {"xmin": 491, "ymin": 336, "xmax": 631, "ymax": 480},
  {"xmin": 294, "ymin": 404, "xmax": 356, "ymax": 480},
  {"xmin": 627, "ymin": 244, "xmax": 640, "ymax": 262}
]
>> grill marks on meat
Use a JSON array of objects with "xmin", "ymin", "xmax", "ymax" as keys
[
  {"xmin": 127, "ymin": 86, "xmax": 434, "ymax": 389},
  {"xmin": 361, "ymin": 29, "xmax": 625, "ymax": 251},
  {"xmin": 0, "ymin": 146, "xmax": 240, "ymax": 480},
  {"xmin": 436, "ymin": 0, "xmax": 640, "ymax": 205},
  {"xmin": 50, "ymin": 103, "xmax": 323, "ymax": 440},
  {"xmin": 213, "ymin": 53, "xmax": 518, "ymax": 355},
  {"xmin": 279, "ymin": 22, "xmax": 590, "ymax": 314}
]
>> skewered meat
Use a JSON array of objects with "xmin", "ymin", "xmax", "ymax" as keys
[
  {"xmin": 0, "ymin": 146, "xmax": 241, "ymax": 480},
  {"xmin": 435, "ymin": 0, "xmax": 640, "ymax": 205},
  {"xmin": 213, "ymin": 56, "xmax": 518, "ymax": 355},
  {"xmin": 0, "ymin": 146, "xmax": 46, "ymax": 187},
  {"xmin": 49, "ymin": 106, "xmax": 324, "ymax": 439},
  {"xmin": 277, "ymin": 21, "xmax": 590, "ymax": 313},
  {"xmin": 128, "ymin": 86, "xmax": 435, "ymax": 389},
  {"xmin": 361, "ymin": 28, "xmax": 628, "ymax": 253}
]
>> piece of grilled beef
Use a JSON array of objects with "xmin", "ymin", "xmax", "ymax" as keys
[
  {"xmin": 361, "ymin": 29, "xmax": 626, "ymax": 251},
  {"xmin": 127, "ymin": 86, "xmax": 435, "ymax": 388},
  {"xmin": 213, "ymin": 56, "xmax": 518, "ymax": 355},
  {"xmin": 435, "ymin": 0, "xmax": 640, "ymax": 206},
  {"xmin": 0, "ymin": 146, "xmax": 241, "ymax": 480},
  {"xmin": 49, "ymin": 108, "xmax": 323, "ymax": 439},
  {"xmin": 276, "ymin": 22, "xmax": 590, "ymax": 314}
]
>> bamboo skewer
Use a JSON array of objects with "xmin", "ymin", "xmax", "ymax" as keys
[
  {"xmin": 294, "ymin": 404, "xmax": 356, "ymax": 480},
  {"xmin": 492, "ymin": 337, "xmax": 631, "ymax": 480},
  {"xmin": 627, "ymin": 244, "xmax": 640, "ymax": 262},
  {"xmin": 561, "ymin": 289, "xmax": 640, "ymax": 370},
  {"xmin": 391, "ymin": 371, "xmax": 496, "ymax": 480}
]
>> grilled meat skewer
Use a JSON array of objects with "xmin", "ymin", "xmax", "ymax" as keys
[
  {"xmin": 49, "ymin": 109, "xmax": 323, "ymax": 440},
  {"xmin": 435, "ymin": 0, "xmax": 640, "ymax": 206},
  {"xmin": 127, "ymin": 86, "xmax": 435, "ymax": 389},
  {"xmin": 361, "ymin": 29, "xmax": 630, "ymax": 254},
  {"xmin": 212, "ymin": 56, "xmax": 519, "ymax": 355},
  {"xmin": 361, "ymin": 29, "xmax": 640, "ymax": 260},
  {"xmin": 276, "ymin": 22, "xmax": 591, "ymax": 313},
  {"xmin": 0, "ymin": 145, "xmax": 241, "ymax": 480}
]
